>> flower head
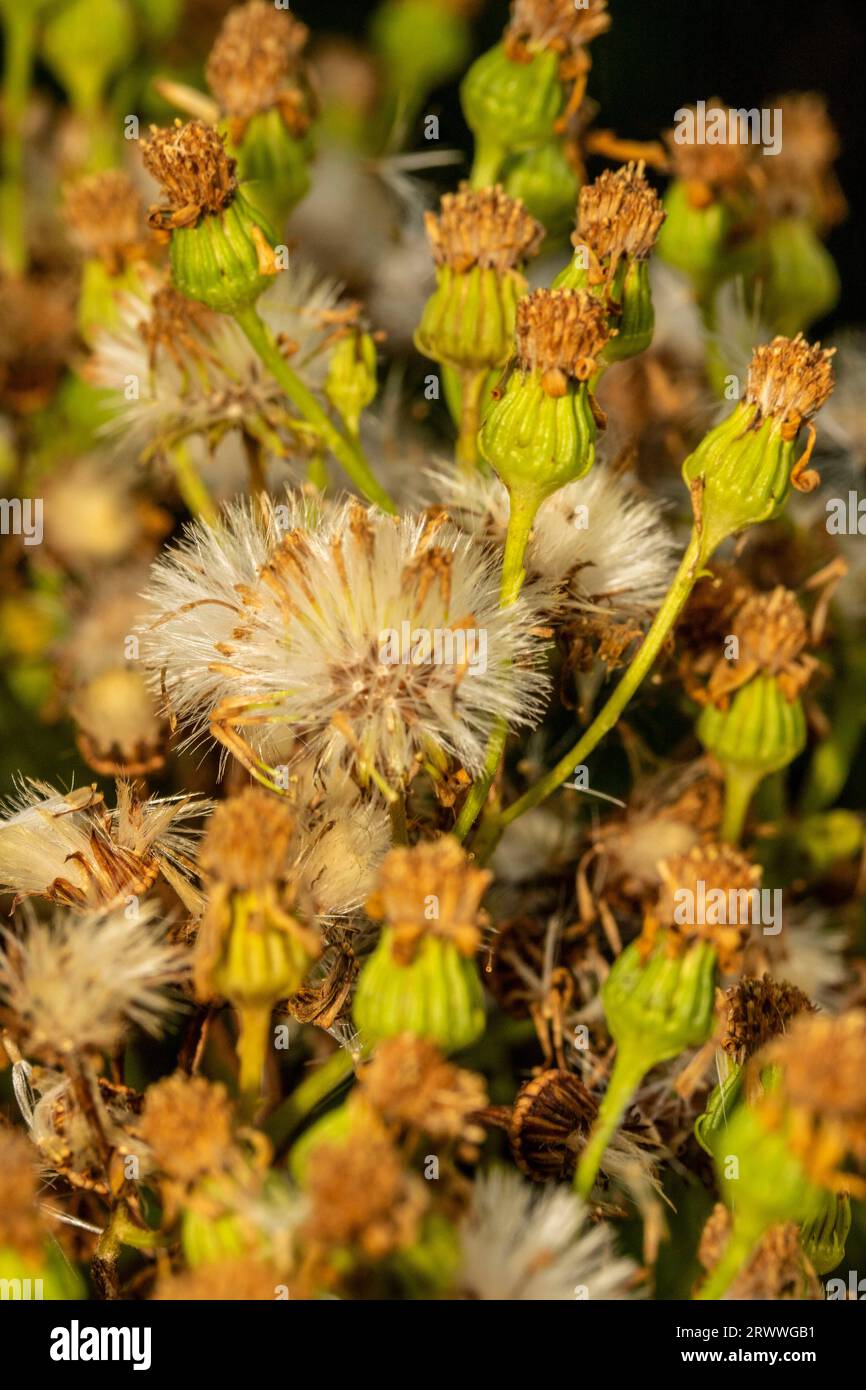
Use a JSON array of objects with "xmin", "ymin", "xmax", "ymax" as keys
[
  {"xmin": 423, "ymin": 184, "xmax": 544, "ymax": 274},
  {"xmin": 137, "ymin": 1072, "xmax": 235, "ymax": 1187},
  {"xmin": 745, "ymin": 333, "xmax": 835, "ymax": 433},
  {"xmin": 64, "ymin": 170, "xmax": 147, "ymax": 272},
  {"xmin": 206, "ymin": 1, "xmax": 310, "ymax": 134},
  {"xmin": 366, "ymin": 836, "xmax": 490, "ymax": 964},
  {"xmin": 141, "ymin": 120, "xmax": 238, "ymax": 232},
  {"xmin": 505, "ymin": 0, "xmax": 611, "ymax": 61},
  {"xmin": 358, "ymin": 1033, "xmax": 487, "ymax": 1145},
  {"xmin": 576, "ymin": 162, "xmax": 666, "ymax": 269},
  {"xmin": 516, "ymin": 287, "xmax": 611, "ymax": 394},
  {"xmin": 302, "ymin": 1128, "xmax": 428, "ymax": 1261},
  {"xmin": 0, "ymin": 902, "xmax": 186, "ymax": 1060},
  {"xmin": 649, "ymin": 842, "xmax": 762, "ymax": 973},
  {"xmin": 721, "ymin": 974, "xmax": 814, "ymax": 1066}
]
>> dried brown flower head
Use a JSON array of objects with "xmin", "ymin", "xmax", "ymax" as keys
[
  {"xmin": 705, "ymin": 586, "xmax": 817, "ymax": 707},
  {"xmin": 64, "ymin": 171, "xmax": 147, "ymax": 273},
  {"xmin": 70, "ymin": 668, "xmax": 167, "ymax": 778},
  {"xmin": 155, "ymin": 1255, "xmax": 287, "ymax": 1300},
  {"xmin": 138, "ymin": 284, "xmax": 217, "ymax": 372},
  {"xmin": 756, "ymin": 1011, "xmax": 866, "ymax": 1195},
  {"xmin": 505, "ymin": 0, "xmax": 611, "ymax": 60},
  {"xmin": 206, "ymin": 1, "xmax": 310, "ymax": 136},
  {"xmin": 423, "ymin": 184, "xmax": 545, "ymax": 275},
  {"xmin": 649, "ymin": 842, "xmax": 762, "ymax": 973},
  {"xmin": 721, "ymin": 974, "xmax": 814, "ymax": 1066},
  {"xmin": 365, "ymin": 836, "xmax": 490, "ymax": 965},
  {"xmin": 516, "ymin": 287, "xmax": 612, "ymax": 395},
  {"xmin": 198, "ymin": 788, "xmax": 300, "ymax": 893},
  {"xmin": 0, "ymin": 1126, "xmax": 43, "ymax": 1262},
  {"xmin": 575, "ymin": 161, "xmax": 666, "ymax": 268},
  {"xmin": 746, "ymin": 334, "xmax": 835, "ymax": 431},
  {"xmin": 358, "ymin": 1034, "xmax": 487, "ymax": 1147},
  {"xmin": 304, "ymin": 1130, "xmax": 428, "ymax": 1260},
  {"xmin": 141, "ymin": 120, "xmax": 237, "ymax": 231},
  {"xmin": 138, "ymin": 1072, "xmax": 235, "ymax": 1186},
  {"xmin": 483, "ymin": 1068, "xmax": 598, "ymax": 1183},
  {"xmin": 698, "ymin": 1203, "xmax": 820, "ymax": 1299},
  {"xmin": 664, "ymin": 100, "xmax": 756, "ymax": 195},
  {"xmin": 762, "ymin": 93, "xmax": 845, "ymax": 227}
]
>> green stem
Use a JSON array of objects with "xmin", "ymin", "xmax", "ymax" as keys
[
  {"xmin": 169, "ymin": 443, "xmax": 219, "ymax": 525},
  {"xmin": 575, "ymin": 1042, "xmax": 648, "ymax": 1198},
  {"xmin": 695, "ymin": 1214, "xmax": 765, "ymax": 1300},
  {"xmin": 0, "ymin": 7, "xmax": 37, "ymax": 275},
  {"xmin": 455, "ymin": 369, "xmax": 487, "ymax": 474},
  {"xmin": 483, "ymin": 527, "xmax": 706, "ymax": 852},
  {"xmin": 236, "ymin": 1002, "xmax": 273, "ymax": 1117},
  {"xmin": 720, "ymin": 765, "xmax": 763, "ymax": 844},
  {"xmin": 454, "ymin": 489, "xmax": 540, "ymax": 841},
  {"xmin": 470, "ymin": 134, "xmax": 507, "ymax": 190},
  {"xmin": 263, "ymin": 1047, "xmax": 357, "ymax": 1149},
  {"xmin": 234, "ymin": 305, "xmax": 396, "ymax": 513}
]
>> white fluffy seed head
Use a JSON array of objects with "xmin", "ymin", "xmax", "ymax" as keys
[{"xmin": 139, "ymin": 495, "xmax": 550, "ymax": 792}]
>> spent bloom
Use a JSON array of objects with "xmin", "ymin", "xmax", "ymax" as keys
[
  {"xmin": 0, "ymin": 901, "xmax": 186, "ymax": 1060},
  {"xmin": 139, "ymin": 496, "xmax": 550, "ymax": 794}
]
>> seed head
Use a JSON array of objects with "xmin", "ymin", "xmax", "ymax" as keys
[
  {"xmin": 423, "ymin": 184, "xmax": 545, "ymax": 274},
  {"xmin": 64, "ymin": 170, "xmax": 145, "ymax": 272},
  {"xmin": 721, "ymin": 974, "xmax": 815, "ymax": 1065},
  {"xmin": 516, "ymin": 288, "xmax": 612, "ymax": 394},
  {"xmin": 746, "ymin": 334, "xmax": 835, "ymax": 428},
  {"xmin": 505, "ymin": 0, "xmax": 611, "ymax": 60},
  {"xmin": 576, "ymin": 162, "xmax": 665, "ymax": 266},
  {"xmin": 206, "ymin": 0, "xmax": 310, "ymax": 132},
  {"xmin": 650, "ymin": 842, "xmax": 762, "ymax": 973},
  {"xmin": 358, "ymin": 1034, "xmax": 487, "ymax": 1143},
  {"xmin": 138, "ymin": 1072, "xmax": 235, "ymax": 1186},
  {"xmin": 141, "ymin": 120, "xmax": 237, "ymax": 230}
]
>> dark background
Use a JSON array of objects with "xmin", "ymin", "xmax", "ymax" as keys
[{"xmin": 291, "ymin": 0, "xmax": 866, "ymax": 328}]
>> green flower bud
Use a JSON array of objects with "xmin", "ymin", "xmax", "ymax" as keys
[
  {"xmin": 415, "ymin": 184, "xmax": 544, "ymax": 373},
  {"xmin": 656, "ymin": 180, "xmax": 740, "ymax": 300},
  {"xmin": 354, "ymin": 928, "xmax": 485, "ymax": 1052},
  {"xmin": 41, "ymin": 0, "xmax": 134, "ymax": 114},
  {"xmin": 372, "ymin": 0, "xmax": 472, "ymax": 97},
  {"xmin": 232, "ymin": 108, "xmax": 312, "ymax": 230},
  {"xmin": 462, "ymin": 43, "xmax": 564, "ymax": 183},
  {"xmin": 800, "ymin": 1191, "xmax": 851, "ymax": 1276},
  {"xmin": 795, "ymin": 810, "xmax": 865, "ymax": 873},
  {"xmin": 502, "ymin": 141, "xmax": 579, "ymax": 242},
  {"xmin": 325, "ymin": 329, "xmax": 379, "ymax": 434},
  {"xmin": 682, "ymin": 335, "xmax": 835, "ymax": 558},
  {"xmin": 762, "ymin": 217, "xmax": 840, "ymax": 337},
  {"xmin": 479, "ymin": 288, "xmax": 610, "ymax": 507},
  {"xmin": 698, "ymin": 674, "xmax": 807, "ymax": 778},
  {"xmin": 141, "ymin": 120, "xmax": 281, "ymax": 315}
]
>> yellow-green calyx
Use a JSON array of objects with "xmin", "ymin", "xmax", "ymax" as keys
[
  {"xmin": 462, "ymin": 43, "xmax": 564, "ymax": 186},
  {"xmin": 141, "ymin": 119, "xmax": 281, "ymax": 315},
  {"xmin": 326, "ymin": 328, "xmax": 379, "ymax": 435},
  {"xmin": 682, "ymin": 334, "xmax": 835, "ymax": 560},
  {"xmin": 479, "ymin": 287, "xmax": 610, "ymax": 507},
  {"xmin": 415, "ymin": 184, "xmax": 544, "ymax": 373},
  {"xmin": 762, "ymin": 217, "xmax": 840, "ymax": 337},
  {"xmin": 501, "ymin": 141, "xmax": 580, "ymax": 241}
]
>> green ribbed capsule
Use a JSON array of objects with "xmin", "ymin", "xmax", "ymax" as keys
[
  {"xmin": 657, "ymin": 181, "xmax": 759, "ymax": 301},
  {"xmin": 415, "ymin": 265, "xmax": 523, "ymax": 373},
  {"xmin": 502, "ymin": 142, "xmax": 579, "ymax": 241},
  {"xmin": 681, "ymin": 401, "xmax": 798, "ymax": 557},
  {"xmin": 762, "ymin": 217, "xmax": 840, "ymax": 337},
  {"xmin": 169, "ymin": 189, "xmax": 278, "ymax": 315},
  {"xmin": 461, "ymin": 43, "xmax": 563, "ymax": 186},
  {"xmin": 325, "ymin": 330, "xmax": 378, "ymax": 434},
  {"xmin": 212, "ymin": 891, "xmax": 316, "ymax": 1006},
  {"xmin": 553, "ymin": 256, "xmax": 654, "ymax": 366},
  {"xmin": 353, "ymin": 927, "xmax": 486, "ymax": 1053},
  {"xmin": 800, "ymin": 1191, "xmax": 851, "ymax": 1276},
  {"xmin": 479, "ymin": 370, "xmax": 598, "ymax": 504},
  {"xmin": 232, "ymin": 109, "xmax": 312, "ymax": 232},
  {"xmin": 698, "ymin": 674, "xmax": 807, "ymax": 777}
]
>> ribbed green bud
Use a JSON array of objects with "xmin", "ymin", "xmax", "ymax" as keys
[
  {"xmin": 372, "ymin": 0, "xmax": 471, "ymax": 95},
  {"xmin": 604, "ymin": 935, "xmax": 718, "ymax": 1068},
  {"xmin": 698, "ymin": 674, "xmax": 807, "ymax": 777},
  {"xmin": 657, "ymin": 180, "xmax": 759, "ymax": 300},
  {"xmin": 502, "ymin": 142, "xmax": 579, "ymax": 241},
  {"xmin": 416, "ymin": 264, "xmax": 524, "ymax": 373},
  {"xmin": 209, "ymin": 890, "xmax": 316, "ymax": 1007},
  {"xmin": 169, "ymin": 190, "xmax": 278, "ymax": 316},
  {"xmin": 353, "ymin": 927, "xmax": 486, "ymax": 1053},
  {"xmin": 232, "ymin": 109, "xmax": 312, "ymax": 231},
  {"xmin": 462, "ymin": 43, "xmax": 563, "ymax": 185},
  {"xmin": 326, "ymin": 330, "xmax": 379, "ymax": 434},
  {"xmin": 41, "ymin": 0, "xmax": 134, "ymax": 114},
  {"xmin": 601, "ymin": 259, "xmax": 655, "ymax": 364},
  {"xmin": 479, "ymin": 367, "xmax": 598, "ymax": 502},
  {"xmin": 762, "ymin": 217, "xmax": 840, "ymax": 337},
  {"xmin": 800, "ymin": 1191, "xmax": 851, "ymax": 1276}
]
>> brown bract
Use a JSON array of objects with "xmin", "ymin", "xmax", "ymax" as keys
[
  {"xmin": 303, "ymin": 1130, "xmax": 428, "ymax": 1259},
  {"xmin": 575, "ymin": 161, "xmax": 665, "ymax": 269},
  {"xmin": 516, "ymin": 287, "xmax": 611, "ymax": 395},
  {"xmin": 495, "ymin": 1068, "xmax": 598, "ymax": 1183},
  {"xmin": 141, "ymin": 120, "xmax": 237, "ymax": 231},
  {"xmin": 64, "ymin": 171, "xmax": 147, "ymax": 273},
  {"xmin": 365, "ymin": 836, "xmax": 490, "ymax": 964},
  {"xmin": 358, "ymin": 1033, "xmax": 487, "ymax": 1143},
  {"xmin": 206, "ymin": 0, "xmax": 310, "ymax": 137},
  {"xmin": 424, "ymin": 184, "xmax": 544, "ymax": 274},
  {"xmin": 505, "ymin": 0, "xmax": 610, "ymax": 60},
  {"xmin": 721, "ymin": 974, "xmax": 814, "ymax": 1066},
  {"xmin": 746, "ymin": 334, "xmax": 835, "ymax": 430}
]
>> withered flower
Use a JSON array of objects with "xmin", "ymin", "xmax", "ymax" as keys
[
  {"xmin": 358, "ymin": 1033, "xmax": 487, "ymax": 1149},
  {"xmin": 575, "ymin": 161, "xmax": 666, "ymax": 272},
  {"xmin": 206, "ymin": 0, "xmax": 311, "ymax": 138},
  {"xmin": 141, "ymin": 120, "xmax": 238, "ymax": 232},
  {"xmin": 424, "ymin": 184, "xmax": 545, "ymax": 274},
  {"xmin": 303, "ymin": 1129, "xmax": 428, "ymax": 1260},
  {"xmin": 64, "ymin": 170, "xmax": 148, "ymax": 273},
  {"xmin": 721, "ymin": 975, "xmax": 815, "ymax": 1067},
  {"xmin": 697, "ymin": 1203, "xmax": 821, "ymax": 1300},
  {"xmin": 704, "ymin": 586, "xmax": 818, "ymax": 708},
  {"xmin": 648, "ymin": 842, "xmax": 762, "ymax": 974},
  {"xmin": 515, "ymin": 287, "xmax": 612, "ymax": 395},
  {"xmin": 365, "ymin": 836, "xmax": 490, "ymax": 966}
]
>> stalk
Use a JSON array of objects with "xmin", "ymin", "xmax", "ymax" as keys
[
  {"xmin": 470, "ymin": 133, "xmax": 507, "ymax": 190},
  {"xmin": 169, "ymin": 443, "xmax": 219, "ymax": 525},
  {"xmin": 234, "ymin": 304, "xmax": 396, "ymax": 513},
  {"xmin": 720, "ymin": 765, "xmax": 763, "ymax": 844},
  {"xmin": 236, "ymin": 1002, "xmax": 273, "ymax": 1118},
  {"xmin": 574, "ymin": 1042, "xmax": 647, "ymax": 1198},
  {"xmin": 455, "ymin": 368, "xmax": 487, "ymax": 474},
  {"xmin": 694, "ymin": 1214, "xmax": 765, "ymax": 1301}
]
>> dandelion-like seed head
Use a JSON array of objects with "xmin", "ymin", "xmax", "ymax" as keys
[
  {"xmin": 64, "ymin": 170, "xmax": 146, "ymax": 271},
  {"xmin": 139, "ymin": 496, "xmax": 550, "ymax": 793},
  {"xmin": 206, "ymin": 0, "xmax": 309, "ymax": 130},
  {"xmin": 0, "ymin": 902, "xmax": 186, "ymax": 1061},
  {"xmin": 576, "ymin": 162, "xmax": 666, "ymax": 265},
  {"xmin": 366, "ymin": 836, "xmax": 490, "ymax": 964},
  {"xmin": 516, "ymin": 287, "xmax": 612, "ymax": 394},
  {"xmin": 141, "ymin": 120, "xmax": 237, "ymax": 231},
  {"xmin": 746, "ymin": 334, "xmax": 836, "ymax": 426},
  {"xmin": 423, "ymin": 184, "xmax": 545, "ymax": 274}
]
